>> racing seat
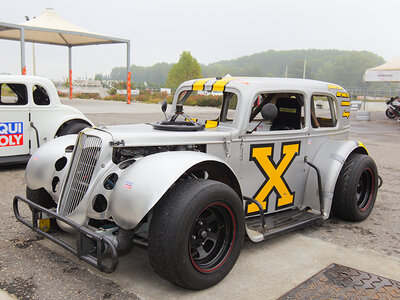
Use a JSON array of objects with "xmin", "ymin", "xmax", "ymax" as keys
[{"xmin": 270, "ymin": 97, "xmax": 301, "ymax": 130}]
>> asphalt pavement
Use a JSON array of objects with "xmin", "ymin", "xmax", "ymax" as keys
[{"xmin": 0, "ymin": 98, "xmax": 399, "ymax": 299}]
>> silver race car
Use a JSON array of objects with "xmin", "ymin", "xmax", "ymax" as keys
[{"xmin": 14, "ymin": 77, "xmax": 380, "ymax": 289}]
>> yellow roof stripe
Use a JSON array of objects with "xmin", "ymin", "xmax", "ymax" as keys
[
  {"xmin": 212, "ymin": 77, "xmax": 239, "ymax": 92},
  {"xmin": 328, "ymin": 84, "xmax": 344, "ymax": 90},
  {"xmin": 192, "ymin": 78, "xmax": 213, "ymax": 91}
]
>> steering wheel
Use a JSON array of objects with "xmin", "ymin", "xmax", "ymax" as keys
[{"xmin": 151, "ymin": 104, "xmax": 205, "ymax": 131}]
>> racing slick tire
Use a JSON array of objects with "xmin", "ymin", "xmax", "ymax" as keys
[
  {"xmin": 148, "ymin": 179, "xmax": 245, "ymax": 290},
  {"xmin": 331, "ymin": 153, "xmax": 378, "ymax": 221},
  {"xmin": 386, "ymin": 108, "xmax": 395, "ymax": 119},
  {"xmin": 58, "ymin": 122, "xmax": 89, "ymax": 136},
  {"xmin": 26, "ymin": 187, "xmax": 59, "ymax": 231}
]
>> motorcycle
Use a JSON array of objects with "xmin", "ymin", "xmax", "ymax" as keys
[{"xmin": 386, "ymin": 97, "xmax": 400, "ymax": 119}]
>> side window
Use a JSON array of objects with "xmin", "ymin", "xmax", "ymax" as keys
[
  {"xmin": 0, "ymin": 83, "xmax": 28, "ymax": 105},
  {"xmin": 311, "ymin": 95, "xmax": 337, "ymax": 128},
  {"xmin": 249, "ymin": 93, "xmax": 305, "ymax": 131},
  {"xmin": 33, "ymin": 85, "xmax": 50, "ymax": 106}
]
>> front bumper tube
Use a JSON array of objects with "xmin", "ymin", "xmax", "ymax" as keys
[{"xmin": 13, "ymin": 195, "xmax": 118, "ymax": 273}]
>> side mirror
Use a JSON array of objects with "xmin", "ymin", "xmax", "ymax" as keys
[
  {"xmin": 261, "ymin": 103, "xmax": 278, "ymax": 122},
  {"xmin": 161, "ymin": 98, "xmax": 167, "ymax": 119},
  {"xmin": 161, "ymin": 98, "xmax": 167, "ymax": 113}
]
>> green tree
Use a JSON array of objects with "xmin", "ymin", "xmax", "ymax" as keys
[
  {"xmin": 316, "ymin": 52, "xmax": 384, "ymax": 87},
  {"xmin": 94, "ymin": 73, "xmax": 103, "ymax": 80},
  {"xmin": 166, "ymin": 51, "xmax": 201, "ymax": 89}
]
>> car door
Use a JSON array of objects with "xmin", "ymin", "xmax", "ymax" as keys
[
  {"xmin": 239, "ymin": 92, "xmax": 309, "ymax": 217},
  {"xmin": 0, "ymin": 83, "xmax": 30, "ymax": 158}
]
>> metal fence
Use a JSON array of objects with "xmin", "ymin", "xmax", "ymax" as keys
[{"xmin": 346, "ymin": 87, "xmax": 400, "ymax": 102}]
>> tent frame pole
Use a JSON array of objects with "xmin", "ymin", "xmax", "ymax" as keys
[
  {"xmin": 20, "ymin": 28, "xmax": 26, "ymax": 75},
  {"xmin": 69, "ymin": 46, "xmax": 73, "ymax": 100}
]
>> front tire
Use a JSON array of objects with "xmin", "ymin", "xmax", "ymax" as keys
[
  {"xmin": 26, "ymin": 187, "xmax": 56, "ymax": 209},
  {"xmin": 386, "ymin": 108, "xmax": 395, "ymax": 119},
  {"xmin": 148, "ymin": 179, "xmax": 245, "ymax": 290},
  {"xmin": 331, "ymin": 153, "xmax": 378, "ymax": 221},
  {"xmin": 26, "ymin": 187, "xmax": 58, "ymax": 232}
]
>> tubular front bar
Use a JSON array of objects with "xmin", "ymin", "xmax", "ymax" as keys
[{"xmin": 13, "ymin": 195, "xmax": 118, "ymax": 273}]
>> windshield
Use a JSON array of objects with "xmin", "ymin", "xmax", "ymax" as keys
[{"xmin": 175, "ymin": 90, "xmax": 238, "ymax": 126}]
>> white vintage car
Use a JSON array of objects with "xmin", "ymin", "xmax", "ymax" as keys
[
  {"xmin": 14, "ymin": 77, "xmax": 380, "ymax": 290},
  {"xmin": 0, "ymin": 75, "xmax": 92, "ymax": 165}
]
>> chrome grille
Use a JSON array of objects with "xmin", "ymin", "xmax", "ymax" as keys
[{"xmin": 58, "ymin": 134, "xmax": 102, "ymax": 216}]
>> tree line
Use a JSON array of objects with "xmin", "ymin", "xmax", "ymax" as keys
[{"xmin": 103, "ymin": 49, "xmax": 386, "ymax": 90}]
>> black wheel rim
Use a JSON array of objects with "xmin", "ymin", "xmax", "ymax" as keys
[
  {"xmin": 189, "ymin": 202, "xmax": 236, "ymax": 273},
  {"xmin": 356, "ymin": 168, "xmax": 374, "ymax": 211}
]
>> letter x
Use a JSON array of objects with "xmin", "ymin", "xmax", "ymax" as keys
[{"xmin": 248, "ymin": 142, "xmax": 300, "ymax": 214}]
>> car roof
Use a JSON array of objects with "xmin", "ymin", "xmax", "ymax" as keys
[
  {"xmin": 0, "ymin": 75, "xmax": 54, "ymax": 86},
  {"xmin": 180, "ymin": 77, "xmax": 344, "ymax": 95}
]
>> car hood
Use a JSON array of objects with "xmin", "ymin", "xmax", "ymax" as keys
[{"xmin": 88, "ymin": 123, "xmax": 233, "ymax": 146}]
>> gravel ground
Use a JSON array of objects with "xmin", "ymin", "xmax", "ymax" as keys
[{"xmin": 0, "ymin": 102, "xmax": 399, "ymax": 299}]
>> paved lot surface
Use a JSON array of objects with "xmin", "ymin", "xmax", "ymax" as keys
[{"xmin": 0, "ymin": 98, "xmax": 399, "ymax": 299}]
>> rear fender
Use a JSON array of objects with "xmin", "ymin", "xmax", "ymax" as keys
[
  {"xmin": 303, "ymin": 140, "xmax": 368, "ymax": 218},
  {"xmin": 25, "ymin": 134, "xmax": 77, "ymax": 201},
  {"xmin": 109, "ymin": 151, "xmax": 241, "ymax": 230}
]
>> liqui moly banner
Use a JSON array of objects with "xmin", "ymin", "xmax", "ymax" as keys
[{"xmin": 0, "ymin": 122, "xmax": 23, "ymax": 147}]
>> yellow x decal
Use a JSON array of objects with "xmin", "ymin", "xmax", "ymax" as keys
[{"xmin": 247, "ymin": 142, "xmax": 300, "ymax": 214}]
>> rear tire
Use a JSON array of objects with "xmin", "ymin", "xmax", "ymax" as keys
[
  {"xmin": 148, "ymin": 179, "xmax": 245, "ymax": 290},
  {"xmin": 58, "ymin": 122, "xmax": 89, "ymax": 136},
  {"xmin": 331, "ymin": 153, "xmax": 378, "ymax": 221},
  {"xmin": 386, "ymin": 108, "xmax": 395, "ymax": 119}
]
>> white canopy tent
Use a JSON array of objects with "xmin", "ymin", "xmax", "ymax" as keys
[
  {"xmin": 0, "ymin": 8, "xmax": 131, "ymax": 103},
  {"xmin": 364, "ymin": 56, "xmax": 400, "ymax": 82}
]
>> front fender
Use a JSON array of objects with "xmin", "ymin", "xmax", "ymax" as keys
[
  {"xmin": 25, "ymin": 134, "xmax": 77, "ymax": 200},
  {"xmin": 303, "ymin": 139, "xmax": 368, "ymax": 218},
  {"xmin": 109, "ymin": 151, "xmax": 236, "ymax": 230}
]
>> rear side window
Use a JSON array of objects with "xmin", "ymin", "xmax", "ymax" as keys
[
  {"xmin": 311, "ymin": 95, "xmax": 337, "ymax": 128},
  {"xmin": 33, "ymin": 85, "xmax": 50, "ymax": 106},
  {"xmin": 0, "ymin": 83, "xmax": 28, "ymax": 105}
]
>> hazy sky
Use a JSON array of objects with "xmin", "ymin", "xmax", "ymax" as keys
[{"xmin": 1, "ymin": 0, "xmax": 399, "ymax": 80}]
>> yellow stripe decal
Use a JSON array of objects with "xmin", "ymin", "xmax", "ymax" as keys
[
  {"xmin": 341, "ymin": 101, "xmax": 350, "ymax": 106},
  {"xmin": 185, "ymin": 119, "xmax": 219, "ymax": 128},
  {"xmin": 205, "ymin": 120, "xmax": 219, "ymax": 128},
  {"xmin": 212, "ymin": 77, "xmax": 239, "ymax": 92},
  {"xmin": 337, "ymin": 91, "xmax": 349, "ymax": 98},
  {"xmin": 279, "ymin": 107, "xmax": 297, "ymax": 113},
  {"xmin": 342, "ymin": 111, "xmax": 350, "ymax": 118},
  {"xmin": 192, "ymin": 78, "xmax": 213, "ymax": 91},
  {"xmin": 328, "ymin": 84, "xmax": 344, "ymax": 90}
]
